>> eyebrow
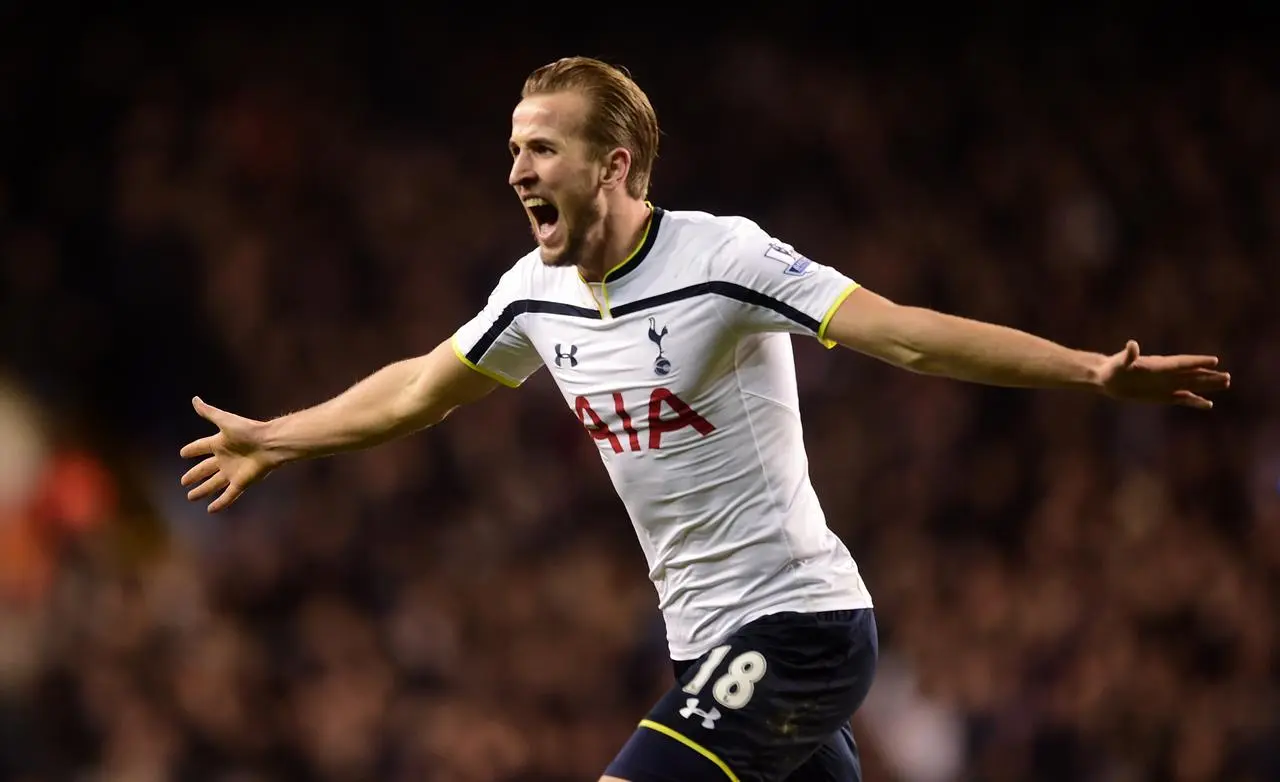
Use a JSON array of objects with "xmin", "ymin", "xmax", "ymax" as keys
[{"xmin": 509, "ymin": 135, "xmax": 559, "ymax": 152}]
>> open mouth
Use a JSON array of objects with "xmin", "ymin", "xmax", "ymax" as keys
[{"xmin": 525, "ymin": 197, "xmax": 560, "ymax": 241}]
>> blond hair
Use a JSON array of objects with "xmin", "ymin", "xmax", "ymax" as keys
[{"xmin": 522, "ymin": 56, "xmax": 659, "ymax": 199}]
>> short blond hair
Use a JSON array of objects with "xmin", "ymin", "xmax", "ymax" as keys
[{"xmin": 522, "ymin": 56, "xmax": 659, "ymax": 199}]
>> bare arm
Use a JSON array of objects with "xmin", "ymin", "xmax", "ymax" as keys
[
  {"xmin": 823, "ymin": 288, "xmax": 1106, "ymax": 389},
  {"xmin": 257, "ymin": 339, "xmax": 498, "ymax": 461},
  {"xmin": 180, "ymin": 339, "xmax": 499, "ymax": 511},
  {"xmin": 823, "ymin": 288, "xmax": 1228, "ymax": 406}
]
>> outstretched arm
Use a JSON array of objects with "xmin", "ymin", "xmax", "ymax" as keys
[
  {"xmin": 262, "ymin": 339, "xmax": 498, "ymax": 458},
  {"xmin": 822, "ymin": 288, "xmax": 1230, "ymax": 408},
  {"xmin": 180, "ymin": 340, "xmax": 498, "ymax": 512}
]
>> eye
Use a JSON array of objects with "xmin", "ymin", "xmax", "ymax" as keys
[{"xmin": 510, "ymin": 141, "xmax": 554, "ymax": 158}]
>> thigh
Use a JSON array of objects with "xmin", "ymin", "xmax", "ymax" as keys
[
  {"xmin": 783, "ymin": 722, "xmax": 861, "ymax": 782},
  {"xmin": 606, "ymin": 608, "xmax": 877, "ymax": 782},
  {"xmin": 604, "ymin": 721, "xmax": 739, "ymax": 782}
]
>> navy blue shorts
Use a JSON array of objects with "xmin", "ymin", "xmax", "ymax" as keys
[{"xmin": 606, "ymin": 608, "xmax": 878, "ymax": 782}]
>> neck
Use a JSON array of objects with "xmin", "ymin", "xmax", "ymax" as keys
[{"xmin": 577, "ymin": 198, "xmax": 652, "ymax": 283}]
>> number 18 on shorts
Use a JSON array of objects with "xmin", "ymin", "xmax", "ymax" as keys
[{"xmin": 606, "ymin": 609, "xmax": 878, "ymax": 782}]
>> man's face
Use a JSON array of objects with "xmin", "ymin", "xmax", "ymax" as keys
[{"xmin": 508, "ymin": 91, "xmax": 605, "ymax": 267}]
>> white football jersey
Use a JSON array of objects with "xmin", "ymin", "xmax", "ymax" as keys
[{"xmin": 452, "ymin": 207, "xmax": 873, "ymax": 660}]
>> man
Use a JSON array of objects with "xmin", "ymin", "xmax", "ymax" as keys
[{"xmin": 179, "ymin": 57, "xmax": 1230, "ymax": 782}]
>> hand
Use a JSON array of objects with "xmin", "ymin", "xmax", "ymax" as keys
[
  {"xmin": 1098, "ymin": 341, "xmax": 1230, "ymax": 410},
  {"xmin": 179, "ymin": 397, "xmax": 279, "ymax": 512}
]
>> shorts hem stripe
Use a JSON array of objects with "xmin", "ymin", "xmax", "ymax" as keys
[{"xmin": 637, "ymin": 719, "xmax": 740, "ymax": 782}]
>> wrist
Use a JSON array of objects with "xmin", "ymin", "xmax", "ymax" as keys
[
  {"xmin": 256, "ymin": 417, "xmax": 302, "ymax": 467},
  {"xmin": 1078, "ymin": 351, "xmax": 1109, "ymax": 392}
]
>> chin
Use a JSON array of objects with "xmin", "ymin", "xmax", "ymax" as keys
[
  {"xmin": 535, "ymin": 232, "xmax": 580, "ymax": 267},
  {"xmin": 538, "ymin": 246, "xmax": 577, "ymax": 268}
]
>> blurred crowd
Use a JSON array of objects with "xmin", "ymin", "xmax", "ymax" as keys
[{"xmin": 2, "ymin": 11, "xmax": 1279, "ymax": 782}]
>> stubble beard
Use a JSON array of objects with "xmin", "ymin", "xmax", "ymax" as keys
[{"xmin": 541, "ymin": 197, "xmax": 602, "ymax": 269}]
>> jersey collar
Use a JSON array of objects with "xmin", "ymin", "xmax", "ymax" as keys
[{"xmin": 602, "ymin": 204, "xmax": 664, "ymax": 284}]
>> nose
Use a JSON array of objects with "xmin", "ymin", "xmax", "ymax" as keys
[{"xmin": 508, "ymin": 150, "xmax": 535, "ymax": 188}]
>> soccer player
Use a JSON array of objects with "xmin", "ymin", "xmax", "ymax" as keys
[{"xmin": 179, "ymin": 57, "xmax": 1230, "ymax": 782}]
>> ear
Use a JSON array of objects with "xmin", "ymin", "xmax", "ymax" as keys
[{"xmin": 600, "ymin": 147, "xmax": 631, "ymax": 191}]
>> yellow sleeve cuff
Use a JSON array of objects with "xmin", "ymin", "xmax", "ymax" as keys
[
  {"xmin": 450, "ymin": 335, "xmax": 522, "ymax": 388},
  {"xmin": 816, "ymin": 282, "xmax": 860, "ymax": 348}
]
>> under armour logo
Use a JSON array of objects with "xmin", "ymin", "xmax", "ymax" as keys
[
  {"xmin": 648, "ymin": 317, "xmax": 671, "ymax": 376},
  {"xmin": 554, "ymin": 343, "xmax": 578, "ymax": 368},
  {"xmin": 678, "ymin": 698, "xmax": 721, "ymax": 729}
]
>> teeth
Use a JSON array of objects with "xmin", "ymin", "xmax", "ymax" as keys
[{"xmin": 524, "ymin": 197, "xmax": 549, "ymax": 207}]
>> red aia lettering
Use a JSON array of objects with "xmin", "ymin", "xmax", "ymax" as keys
[
  {"xmin": 575, "ymin": 393, "xmax": 624, "ymax": 453},
  {"xmin": 647, "ymin": 387, "xmax": 715, "ymax": 450},
  {"xmin": 574, "ymin": 388, "xmax": 714, "ymax": 451},
  {"xmin": 614, "ymin": 392, "xmax": 642, "ymax": 452}
]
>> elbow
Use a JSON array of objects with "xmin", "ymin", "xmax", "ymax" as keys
[
  {"xmin": 848, "ymin": 334, "xmax": 931, "ymax": 373},
  {"xmin": 892, "ymin": 347, "xmax": 935, "ymax": 374},
  {"xmin": 866, "ymin": 331, "xmax": 929, "ymax": 371},
  {"xmin": 400, "ymin": 399, "xmax": 450, "ymax": 433},
  {"xmin": 426, "ymin": 401, "xmax": 460, "ymax": 427},
  {"xmin": 841, "ymin": 300, "xmax": 933, "ymax": 372},
  {"xmin": 399, "ymin": 372, "xmax": 448, "ymax": 431},
  {"xmin": 872, "ymin": 307, "xmax": 940, "ymax": 373}
]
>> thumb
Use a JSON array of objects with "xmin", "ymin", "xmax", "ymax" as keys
[
  {"xmin": 1121, "ymin": 340, "xmax": 1140, "ymax": 367},
  {"xmin": 192, "ymin": 396, "xmax": 227, "ymax": 424}
]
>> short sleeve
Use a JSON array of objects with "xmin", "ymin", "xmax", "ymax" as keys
[
  {"xmin": 451, "ymin": 263, "xmax": 545, "ymax": 387},
  {"xmin": 718, "ymin": 220, "xmax": 860, "ymax": 348}
]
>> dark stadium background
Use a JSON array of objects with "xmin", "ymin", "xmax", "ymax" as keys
[{"xmin": 1, "ymin": 5, "xmax": 1277, "ymax": 781}]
